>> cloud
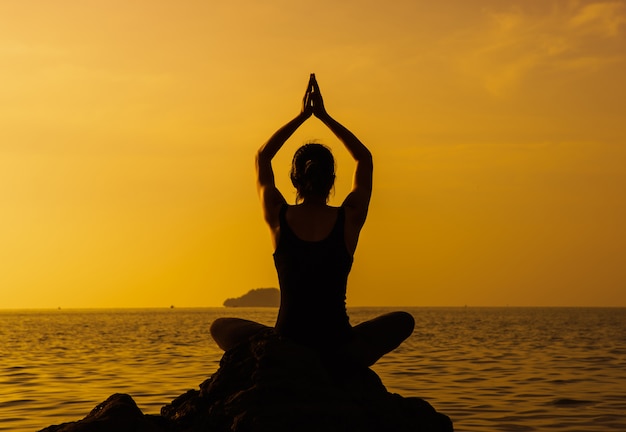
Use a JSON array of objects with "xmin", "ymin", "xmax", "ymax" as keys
[
  {"xmin": 450, "ymin": 1, "xmax": 626, "ymax": 97},
  {"xmin": 569, "ymin": 1, "xmax": 626, "ymax": 37}
]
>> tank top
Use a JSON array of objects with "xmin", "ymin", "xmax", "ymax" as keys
[{"xmin": 273, "ymin": 204, "xmax": 353, "ymax": 350}]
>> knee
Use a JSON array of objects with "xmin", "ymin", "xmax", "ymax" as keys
[
  {"xmin": 210, "ymin": 318, "xmax": 236, "ymax": 351},
  {"xmin": 394, "ymin": 311, "xmax": 415, "ymax": 337},
  {"xmin": 209, "ymin": 318, "xmax": 228, "ymax": 340}
]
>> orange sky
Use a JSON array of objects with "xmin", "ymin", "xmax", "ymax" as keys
[{"xmin": 2, "ymin": 0, "xmax": 625, "ymax": 308}]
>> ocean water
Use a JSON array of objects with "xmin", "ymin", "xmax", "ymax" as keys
[{"xmin": 1, "ymin": 307, "xmax": 625, "ymax": 432}]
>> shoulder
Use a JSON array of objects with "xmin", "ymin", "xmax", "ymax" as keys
[
  {"xmin": 342, "ymin": 190, "xmax": 370, "ymax": 228},
  {"xmin": 340, "ymin": 202, "xmax": 368, "ymax": 255}
]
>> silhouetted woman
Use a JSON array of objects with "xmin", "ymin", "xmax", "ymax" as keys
[{"xmin": 210, "ymin": 75, "xmax": 414, "ymax": 366}]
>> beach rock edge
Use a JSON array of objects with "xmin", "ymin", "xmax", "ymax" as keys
[{"xmin": 40, "ymin": 330, "xmax": 453, "ymax": 432}]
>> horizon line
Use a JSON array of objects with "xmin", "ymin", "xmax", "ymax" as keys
[{"xmin": 2, "ymin": 305, "xmax": 625, "ymax": 311}]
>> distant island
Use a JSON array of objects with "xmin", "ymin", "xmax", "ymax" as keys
[{"xmin": 223, "ymin": 288, "xmax": 280, "ymax": 307}]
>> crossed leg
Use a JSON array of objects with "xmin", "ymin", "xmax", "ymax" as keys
[
  {"xmin": 210, "ymin": 317, "xmax": 269, "ymax": 351},
  {"xmin": 346, "ymin": 311, "xmax": 415, "ymax": 367},
  {"xmin": 210, "ymin": 311, "xmax": 415, "ymax": 367}
]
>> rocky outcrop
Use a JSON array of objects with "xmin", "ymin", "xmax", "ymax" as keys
[
  {"xmin": 39, "ymin": 393, "xmax": 168, "ymax": 432},
  {"xmin": 41, "ymin": 330, "xmax": 453, "ymax": 432},
  {"xmin": 223, "ymin": 287, "xmax": 280, "ymax": 307}
]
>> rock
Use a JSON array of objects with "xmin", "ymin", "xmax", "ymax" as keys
[
  {"xmin": 39, "ymin": 393, "xmax": 170, "ymax": 432},
  {"xmin": 223, "ymin": 288, "xmax": 280, "ymax": 307},
  {"xmin": 40, "ymin": 330, "xmax": 453, "ymax": 432}
]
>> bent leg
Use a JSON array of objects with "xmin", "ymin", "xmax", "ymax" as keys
[
  {"xmin": 348, "ymin": 311, "xmax": 415, "ymax": 367},
  {"xmin": 210, "ymin": 317, "xmax": 270, "ymax": 351}
]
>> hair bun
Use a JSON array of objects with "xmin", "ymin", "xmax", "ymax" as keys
[
  {"xmin": 290, "ymin": 143, "xmax": 336, "ymax": 202},
  {"xmin": 304, "ymin": 159, "xmax": 318, "ymax": 174}
]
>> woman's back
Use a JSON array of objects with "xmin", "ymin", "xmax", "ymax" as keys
[
  {"xmin": 273, "ymin": 204, "xmax": 353, "ymax": 349},
  {"xmin": 283, "ymin": 203, "xmax": 339, "ymax": 242}
]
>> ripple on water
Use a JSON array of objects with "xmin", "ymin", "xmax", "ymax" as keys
[
  {"xmin": 551, "ymin": 398, "xmax": 596, "ymax": 406},
  {"xmin": 1, "ymin": 307, "xmax": 626, "ymax": 432}
]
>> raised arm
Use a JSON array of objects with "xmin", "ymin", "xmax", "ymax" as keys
[
  {"xmin": 256, "ymin": 77, "xmax": 314, "ymax": 233},
  {"xmin": 310, "ymin": 75, "xmax": 373, "ymax": 228}
]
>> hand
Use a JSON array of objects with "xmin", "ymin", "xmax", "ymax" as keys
[
  {"xmin": 310, "ymin": 74, "xmax": 328, "ymax": 119},
  {"xmin": 301, "ymin": 75, "xmax": 315, "ymax": 119}
]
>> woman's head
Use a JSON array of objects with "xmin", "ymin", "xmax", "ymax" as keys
[{"xmin": 290, "ymin": 143, "xmax": 335, "ymax": 202}]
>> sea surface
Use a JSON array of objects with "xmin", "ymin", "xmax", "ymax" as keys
[{"xmin": 1, "ymin": 307, "xmax": 625, "ymax": 432}]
